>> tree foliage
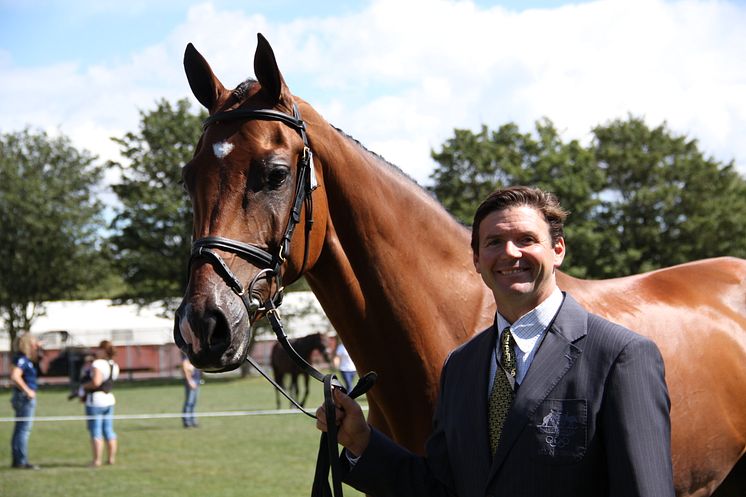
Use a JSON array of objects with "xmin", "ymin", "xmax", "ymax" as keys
[
  {"xmin": 108, "ymin": 99, "xmax": 205, "ymax": 305},
  {"xmin": 429, "ymin": 116, "xmax": 746, "ymax": 278},
  {"xmin": 0, "ymin": 128, "xmax": 107, "ymax": 347},
  {"xmin": 591, "ymin": 117, "xmax": 746, "ymax": 275}
]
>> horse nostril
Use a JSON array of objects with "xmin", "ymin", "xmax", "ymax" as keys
[{"xmin": 199, "ymin": 309, "xmax": 231, "ymax": 353}]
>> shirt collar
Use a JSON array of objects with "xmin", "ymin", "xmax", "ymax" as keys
[{"xmin": 496, "ymin": 287, "xmax": 564, "ymax": 354}]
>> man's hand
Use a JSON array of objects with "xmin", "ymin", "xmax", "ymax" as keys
[{"xmin": 316, "ymin": 388, "xmax": 371, "ymax": 457}]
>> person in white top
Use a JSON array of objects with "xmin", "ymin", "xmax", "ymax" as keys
[
  {"xmin": 82, "ymin": 340, "xmax": 120, "ymax": 467},
  {"xmin": 332, "ymin": 337, "xmax": 357, "ymax": 392}
]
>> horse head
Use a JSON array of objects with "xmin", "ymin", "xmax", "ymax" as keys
[
  {"xmin": 313, "ymin": 332, "xmax": 333, "ymax": 365},
  {"xmin": 174, "ymin": 34, "xmax": 328, "ymax": 371}
]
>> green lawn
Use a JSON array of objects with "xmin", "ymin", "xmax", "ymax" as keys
[{"xmin": 0, "ymin": 374, "xmax": 365, "ymax": 497}]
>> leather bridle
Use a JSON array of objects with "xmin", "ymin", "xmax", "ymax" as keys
[
  {"xmin": 190, "ymin": 103, "xmax": 316, "ymax": 320},
  {"xmin": 186, "ymin": 101, "xmax": 376, "ymax": 497}
]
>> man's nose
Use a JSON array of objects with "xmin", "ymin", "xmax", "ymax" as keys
[{"xmin": 503, "ymin": 240, "xmax": 522, "ymax": 258}]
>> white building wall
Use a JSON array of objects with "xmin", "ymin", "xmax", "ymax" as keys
[{"xmin": 0, "ymin": 292, "xmax": 331, "ymax": 352}]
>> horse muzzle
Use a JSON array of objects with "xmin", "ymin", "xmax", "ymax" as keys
[{"xmin": 173, "ymin": 292, "xmax": 251, "ymax": 372}]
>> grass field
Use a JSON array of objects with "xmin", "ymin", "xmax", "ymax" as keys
[{"xmin": 0, "ymin": 374, "xmax": 366, "ymax": 497}]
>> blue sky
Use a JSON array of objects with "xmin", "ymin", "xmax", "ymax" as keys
[
  {"xmin": 0, "ymin": 1, "xmax": 355, "ymax": 66},
  {"xmin": 1, "ymin": 0, "xmax": 744, "ymax": 187},
  {"xmin": 0, "ymin": 1, "xmax": 588, "ymax": 67}
]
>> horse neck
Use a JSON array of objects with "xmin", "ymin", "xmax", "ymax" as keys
[{"xmin": 302, "ymin": 107, "xmax": 493, "ymax": 395}]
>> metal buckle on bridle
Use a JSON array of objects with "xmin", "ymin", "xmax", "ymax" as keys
[{"xmin": 244, "ymin": 268, "xmax": 284, "ymax": 314}]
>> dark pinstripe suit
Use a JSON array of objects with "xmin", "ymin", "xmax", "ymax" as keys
[{"xmin": 344, "ymin": 293, "xmax": 675, "ymax": 497}]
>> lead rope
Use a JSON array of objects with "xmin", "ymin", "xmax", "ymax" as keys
[
  {"xmin": 247, "ymin": 298, "xmax": 376, "ymax": 497},
  {"xmin": 312, "ymin": 372, "xmax": 377, "ymax": 497}
]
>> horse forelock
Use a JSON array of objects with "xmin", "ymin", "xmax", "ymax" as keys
[
  {"xmin": 232, "ymin": 78, "xmax": 297, "ymax": 114},
  {"xmin": 232, "ymin": 78, "xmax": 258, "ymax": 102}
]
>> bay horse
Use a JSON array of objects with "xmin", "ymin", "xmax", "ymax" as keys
[
  {"xmin": 174, "ymin": 34, "xmax": 746, "ymax": 496},
  {"xmin": 270, "ymin": 332, "xmax": 331, "ymax": 409}
]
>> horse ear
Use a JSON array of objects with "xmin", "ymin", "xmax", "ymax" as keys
[
  {"xmin": 184, "ymin": 43, "xmax": 225, "ymax": 110},
  {"xmin": 254, "ymin": 33, "xmax": 286, "ymax": 104}
]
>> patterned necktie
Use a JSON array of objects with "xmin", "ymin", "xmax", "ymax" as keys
[{"xmin": 488, "ymin": 327, "xmax": 517, "ymax": 454}]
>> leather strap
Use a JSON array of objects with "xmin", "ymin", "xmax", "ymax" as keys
[
  {"xmin": 244, "ymin": 355, "xmax": 317, "ymax": 417},
  {"xmin": 193, "ymin": 236, "xmax": 275, "ymax": 270},
  {"xmin": 312, "ymin": 371, "xmax": 378, "ymax": 497},
  {"xmin": 202, "ymin": 108, "xmax": 306, "ymax": 132}
]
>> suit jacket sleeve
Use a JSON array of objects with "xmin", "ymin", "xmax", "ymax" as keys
[
  {"xmin": 602, "ymin": 335, "xmax": 675, "ymax": 497},
  {"xmin": 342, "ymin": 358, "xmax": 458, "ymax": 497}
]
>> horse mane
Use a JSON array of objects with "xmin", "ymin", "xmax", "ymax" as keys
[
  {"xmin": 330, "ymin": 125, "xmax": 424, "ymax": 186},
  {"xmin": 329, "ymin": 125, "xmax": 471, "ymax": 231}
]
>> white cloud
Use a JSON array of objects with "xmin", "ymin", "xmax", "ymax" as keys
[{"xmin": 1, "ymin": 0, "xmax": 744, "ymax": 190}]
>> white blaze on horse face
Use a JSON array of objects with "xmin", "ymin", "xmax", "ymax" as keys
[{"xmin": 213, "ymin": 140, "xmax": 234, "ymax": 160}]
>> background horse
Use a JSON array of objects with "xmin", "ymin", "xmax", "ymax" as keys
[
  {"xmin": 270, "ymin": 332, "xmax": 331, "ymax": 409},
  {"xmin": 174, "ymin": 35, "xmax": 746, "ymax": 496}
]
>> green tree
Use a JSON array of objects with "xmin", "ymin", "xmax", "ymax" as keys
[
  {"xmin": 0, "ymin": 128, "xmax": 107, "ymax": 349},
  {"xmin": 108, "ymin": 98, "xmax": 204, "ymax": 305},
  {"xmin": 592, "ymin": 116, "xmax": 746, "ymax": 276},
  {"xmin": 430, "ymin": 116, "xmax": 746, "ymax": 278},
  {"xmin": 429, "ymin": 124, "xmax": 510, "ymax": 224}
]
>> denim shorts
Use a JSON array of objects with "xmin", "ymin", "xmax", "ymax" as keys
[{"xmin": 85, "ymin": 405, "xmax": 116, "ymax": 440}]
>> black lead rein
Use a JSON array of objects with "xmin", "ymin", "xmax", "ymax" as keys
[
  {"xmin": 191, "ymin": 102, "xmax": 376, "ymax": 497},
  {"xmin": 244, "ymin": 303, "xmax": 378, "ymax": 497}
]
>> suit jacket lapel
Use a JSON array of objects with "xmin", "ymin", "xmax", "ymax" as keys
[{"xmin": 486, "ymin": 294, "xmax": 587, "ymax": 484}]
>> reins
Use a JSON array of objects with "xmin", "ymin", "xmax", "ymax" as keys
[{"xmin": 189, "ymin": 101, "xmax": 376, "ymax": 497}]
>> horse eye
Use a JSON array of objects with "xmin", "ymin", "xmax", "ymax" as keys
[{"xmin": 267, "ymin": 166, "xmax": 290, "ymax": 189}]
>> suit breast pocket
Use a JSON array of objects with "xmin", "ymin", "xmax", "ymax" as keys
[{"xmin": 530, "ymin": 398, "xmax": 587, "ymax": 465}]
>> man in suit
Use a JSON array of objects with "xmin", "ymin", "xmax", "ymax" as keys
[{"xmin": 317, "ymin": 186, "xmax": 675, "ymax": 497}]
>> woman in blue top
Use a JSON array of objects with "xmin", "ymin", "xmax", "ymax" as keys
[{"xmin": 9, "ymin": 333, "xmax": 40, "ymax": 469}]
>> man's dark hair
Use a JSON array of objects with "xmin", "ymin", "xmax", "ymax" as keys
[{"xmin": 471, "ymin": 186, "xmax": 568, "ymax": 253}]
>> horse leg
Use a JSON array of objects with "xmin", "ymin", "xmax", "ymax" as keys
[
  {"xmin": 299, "ymin": 373, "xmax": 310, "ymax": 407},
  {"xmin": 289, "ymin": 374, "xmax": 299, "ymax": 409},
  {"xmin": 274, "ymin": 372, "xmax": 283, "ymax": 410}
]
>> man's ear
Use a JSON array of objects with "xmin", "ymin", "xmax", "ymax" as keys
[{"xmin": 553, "ymin": 237, "xmax": 566, "ymax": 267}]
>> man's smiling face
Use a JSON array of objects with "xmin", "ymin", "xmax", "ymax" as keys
[{"xmin": 473, "ymin": 205, "xmax": 565, "ymax": 322}]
